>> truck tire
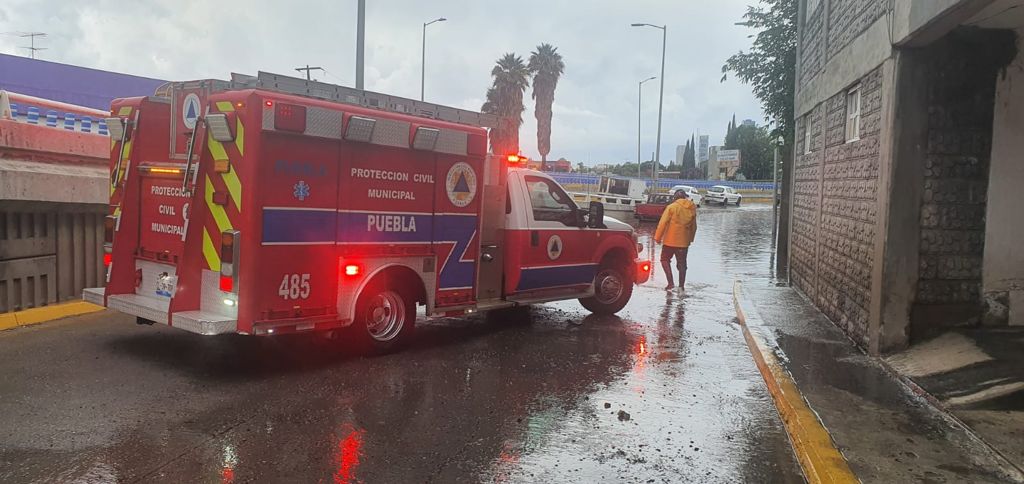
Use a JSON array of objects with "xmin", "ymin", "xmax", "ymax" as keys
[
  {"xmin": 347, "ymin": 279, "xmax": 415, "ymax": 354},
  {"xmin": 580, "ymin": 265, "xmax": 633, "ymax": 315}
]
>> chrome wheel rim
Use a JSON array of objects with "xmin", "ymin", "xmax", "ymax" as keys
[
  {"xmin": 595, "ymin": 270, "xmax": 624, "ymax": 304},
  {"xmin": 366, "ymin": 291, "xmax": 405, "ymax": 342}
]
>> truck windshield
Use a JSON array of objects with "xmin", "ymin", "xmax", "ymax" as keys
[{"xmin": 525, "ymin": 175, "xmax": 576, "ymax": 224}]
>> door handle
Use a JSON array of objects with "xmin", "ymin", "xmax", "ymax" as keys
[{"xmin": 530, "ymin": 231, "xmax": 539, "ymax": 247}]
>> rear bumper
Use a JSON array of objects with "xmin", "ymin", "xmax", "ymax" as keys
[{"xmin": 82, "ymin": 287, "xmax": 237, "ymax": 335}]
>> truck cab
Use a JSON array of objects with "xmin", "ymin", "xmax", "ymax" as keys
[{"xmin": 85, "ymin": 72, "xmax": 650, "ymax": 353}]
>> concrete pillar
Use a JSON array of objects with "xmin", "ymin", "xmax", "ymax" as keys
[{"xmin": 982, "ymin": 28, "xmax": 1024, "ymax": 326}]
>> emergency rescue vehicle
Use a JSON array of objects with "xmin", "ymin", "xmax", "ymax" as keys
[{"xmin": 83, "ymin": 72, "xmax": 651, "ymax": 352}]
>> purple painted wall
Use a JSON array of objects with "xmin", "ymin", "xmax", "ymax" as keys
[{"xmin": 0, "ymin": 53, "xmax": 166, "ymax": 111}]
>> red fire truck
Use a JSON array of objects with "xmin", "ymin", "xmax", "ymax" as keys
[{"xmin": 84, "ymin": 72, "xmax": 650, "ymax": 352}]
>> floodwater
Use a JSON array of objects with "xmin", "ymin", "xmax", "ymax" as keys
[{"xmin": 0, "ymin": 203, "xmax": 804, "ymax": 483}]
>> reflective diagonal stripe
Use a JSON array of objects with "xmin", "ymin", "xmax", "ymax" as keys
[
  {"xmin": 234, "ymin": 118, "xmax": 244, "ymax": 156},
  {"xmin": 207, "ymin": 132, "xmax": 228, "ymax": 161},
  {"xmin": 117, "ymin": 106, "xmax": 132, "ymax": 116},
  {"xmin": 215, "ymin": 101, "xmax": 235, "ymax": 112},
  {"xmin": 202, "ymin": 228, "xmax": 220, "ymax": 272},
  {"xmin": 222, "ymin": 168, "xmax": 242, "ymax": 213},
  {"xmin": 204, "ymin": 174, "xmax": 233, "ymax": 234}
]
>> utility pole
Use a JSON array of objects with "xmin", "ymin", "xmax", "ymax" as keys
[
  {"xmin": 20, "ymin": 32, "xmax": 46, "ymax": 59},
  {"xmin": 295, "ymin": 65, "xmax": 324, "ymax": 81},
  {"xmin": 356, "ymin": 0, "xmax": 366, "ymax": 89},
  {"xmin": 771, "ymin": 135, "xmax": 783, "ymax": 244},
  {"xmin": 637, "ymin": 76, "xmax": 656, "ymax": 180}
]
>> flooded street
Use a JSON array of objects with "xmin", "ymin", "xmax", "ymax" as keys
[{"xmin": 0, "ymin": 203, "xmax": 803, "ymax": 483}]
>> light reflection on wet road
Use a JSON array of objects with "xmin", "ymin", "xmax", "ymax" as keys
[{"xmin": 0, "ymin": 203, "xmax": 802, "ymax": 483}]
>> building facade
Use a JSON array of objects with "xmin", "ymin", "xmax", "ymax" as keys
[{"xmin": 790, "ymin": 0, "xmax": 1024, "ymax": 353}]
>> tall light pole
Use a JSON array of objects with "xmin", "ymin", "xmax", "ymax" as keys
[
  {"xmin": 421, "ymin": 17, "xmax": 447, "ymax": 101},
  {"xmin": 632, "ymin": 23, "xmax": 666, "ymax": 190},
  {"xmin": 771, "ymin": 134, "xmax": 784, "ymax": 243},
  {"xmin": 637, "ymin": 76, "xmax": 656, "ymax": 178},
  {"xmin": 356, "ymin": 0, "xmax": 366, "ymax": 89}
]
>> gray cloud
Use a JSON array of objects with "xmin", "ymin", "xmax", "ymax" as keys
[{"xmin": 1, "ymin": 0, "xmax": 765, "ymax": 165}]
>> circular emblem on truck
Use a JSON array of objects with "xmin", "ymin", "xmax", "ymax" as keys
[
  {"xmin": 445, "ymin": 162, "xmax": 477, "ymax": 208},
  {"xmin": 182, "ymin": 93, "xmax": 201, "ymax": 130},
  {"xmin": 547, "ymin": 235, "xmax": 563, "ymax": 260}
]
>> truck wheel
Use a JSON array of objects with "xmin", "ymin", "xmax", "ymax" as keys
[
  {"xmin": 580, "ymin": 265, "xmax": 633, "ymax": 315},
  {"xmin": 348, "ymin": 279, "xmax": 415, "ymax": 354}
]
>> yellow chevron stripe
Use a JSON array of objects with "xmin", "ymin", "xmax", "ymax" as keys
[
  {"xmin": 109, "ymin": 139, "xmax": 133, "ymax": 196},
  {"xmin": 202, "ymin": 229, "xmax": 220, "ymax": 272},
  {"xmin": 207, "ymin": 133, "xmax": 228, "ymax": 161},
  {"xmin": 221, "ymin": 169, "xmax": 242, "ymax": 213},
  {"xmin": 234, "ymin": 118, "xmax": 245, "ymax": 156},
  {"xmin": 117, "ymin": 106, "xmax": 132, "ymax": 116},
  {"xmin": 204, "ymin": 174, "xmax": 233, "ymax": 234},
  {"xmin": 215, "ymin": 101, "xmax": 235, "ymax": 112}
]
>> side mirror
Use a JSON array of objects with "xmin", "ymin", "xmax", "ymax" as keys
[{"xmin": 588, "ymin": 202, "xmax": 605, "ymax": 229}]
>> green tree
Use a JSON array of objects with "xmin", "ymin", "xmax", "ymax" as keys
[
  {"xmin": 683, "ymin": 134, "xmax": 696, "ymax": 169},
  {"xmin": 482, "ymin": 53, "xmax": 531, "ymax": 156},
  {"xmin": 721, "ymin": 0, "xmax": 797, "ymax": 147},
  {"xmin": 528, "ymin": 44, "xmax": 565, "ymax": 169},
  {"xmin": 732, "ymin": 122, "xmax": 773, "ymax": 180}
]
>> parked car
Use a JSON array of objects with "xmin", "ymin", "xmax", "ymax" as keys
[
  {"xmin": 635, "ymin": 193, "xmax": 674, "ymax": 221},
  {"xmin": 705, "ymin": 185, "xmax": 742, "ymax": 206},
  {"xmin": 668, "ymin": 185, "xmax": 703, "ymax": 207}
]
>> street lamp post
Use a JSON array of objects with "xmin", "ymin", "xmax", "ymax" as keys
[
  {"xmin": 631, "ymin": 23, "xmax": 666, "ymax": 190},
  {"xmin": 637, "ymin": 76, "xmax": 656, "ymax": 178},
  {"xmin": 771, "ymin": 135, "xmax": 784, "ymax": 244},
  {"xmin": 421, "ymin": 17, "xmax": 447, "ymax": 101}
]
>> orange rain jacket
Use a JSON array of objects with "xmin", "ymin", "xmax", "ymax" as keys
[{"xmin": 654, "ymin": 198, "xmax": 698, "ymax": 248}]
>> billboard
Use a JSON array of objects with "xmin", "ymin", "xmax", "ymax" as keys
[
  {"xmin": 697, "ymin": 135, "xmax": 709, "ymax": 163},
  {"xmin": 716, "ymin": 149, "xmax": 740, "ymax": 163}
]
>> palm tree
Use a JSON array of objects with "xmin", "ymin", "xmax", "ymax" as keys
[
  {"xmin": 482, "ymin": 53, "xmax": 530, "ymax": 156},
  {"xmin": 528, "ymin": 44, "xmax": 565, "ymax": 169}
]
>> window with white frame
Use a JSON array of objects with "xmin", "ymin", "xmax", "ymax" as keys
[
  {"xmin": 804, "ymin": 115, "xmax": 813, "ymax": 154},
  {"xmin": 845, "ymin": 85, "xmax": 861, "ymax": 142}
]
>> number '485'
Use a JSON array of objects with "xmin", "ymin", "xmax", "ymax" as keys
[{"xmin": 279, "ymin": 274, "xmax": 311, "ymax": 300}]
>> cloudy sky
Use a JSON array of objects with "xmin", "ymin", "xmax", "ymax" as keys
[{"xmin": 0, "ymin": 0, "xmax": 765, "ymax": 165}]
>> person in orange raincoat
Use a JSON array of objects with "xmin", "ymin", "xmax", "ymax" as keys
[{"xmin": 654, "ymin": 189, "xmax": 698, "ymax": 289}]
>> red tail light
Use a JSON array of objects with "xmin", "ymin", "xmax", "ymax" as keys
[
  {"xmin": 641, "ymin": 262, "xmax": 651, "ymax": 273},
  {"xmin": 219, "ymin": 274, "xmax": 234, "ymax": 292},
  {"xmin": 103, "ymin": 253, "xmax": 112, "ymax": 267}
]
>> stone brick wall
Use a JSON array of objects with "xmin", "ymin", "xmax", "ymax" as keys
[
  {"xmin": 827, "ymin": 0, "xmax": 888, "ymax": 60},
  {"xmin": 915, "ymin": 33, "xmax": 1000, "ymax": 309},
  {"xmin": 791, "ymin": 66, "xmax": 883, "ymax": 347},
  {"xmin": 799, "ymin": 6, "xmax": 825, "ymax": 89}
]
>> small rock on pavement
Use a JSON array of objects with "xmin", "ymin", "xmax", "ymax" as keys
[
  {"xmin": 617, "ymin": 410, "xmax": 630, "ymax": 421},
  {"xmin": 604, "ymin": 402, "xmax": 611, "ymax": 409}
]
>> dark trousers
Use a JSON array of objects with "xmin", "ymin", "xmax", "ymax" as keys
[{"xmin": 660, "ymin": 245, "xmax": 689, "ymax": 287}]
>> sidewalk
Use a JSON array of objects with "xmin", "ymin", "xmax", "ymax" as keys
[
  {"xmin": 741, "ymin": 285, "xmax": 1024, "ymax": 483},
  {"xmin": 886, "ymin": 326, "xmax": 1024, "ymax": 468}
]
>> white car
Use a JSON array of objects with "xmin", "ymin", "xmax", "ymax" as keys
[
  {"xmin": 705, "ymin": 185, "xmax": 742, "ymax": 206},
  {"xmin": 668, "ymin": 185, "xmax": 703, "ymax": 207}
]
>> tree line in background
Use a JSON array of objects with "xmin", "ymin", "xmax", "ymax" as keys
[{"xmin": 482, "ymin": 43, "xmax": 565, "ymax": 168}]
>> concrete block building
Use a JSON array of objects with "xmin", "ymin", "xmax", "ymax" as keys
[{"xmin": 790, "ymin": 0, "xmax": 1024, "ymax": 354}]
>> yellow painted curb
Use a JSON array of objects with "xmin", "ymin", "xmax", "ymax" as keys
[
  {"xmin": 0, "ymin": 300, "xmax": 104, "ymax": 331},
  {"xmin": 733, "ymin": 281, "xmax": 859, "ymax": 484}
]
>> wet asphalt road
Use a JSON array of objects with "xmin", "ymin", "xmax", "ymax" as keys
[{"xmin": 0, "ymin": 203, "xmax": 804, "ymax": 483}]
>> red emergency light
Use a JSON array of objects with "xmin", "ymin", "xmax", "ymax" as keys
[
  {"xmin": 506, "ymin": 154, "xmax": 525, "ymax": 164},
  {"xmin": 219, "ymin": 274, "xmax": 234, "ymax": 292},
  {"xmin": 103, "ymin": 252, "xmax": 112, "ymax": 267},
  {"xmin": 344, "ymin": 263, "xmax": 361, "ymax": 277},
  {"xmin": 274, "ymin": 103, "xmax": 307, "ymax": 133}
]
